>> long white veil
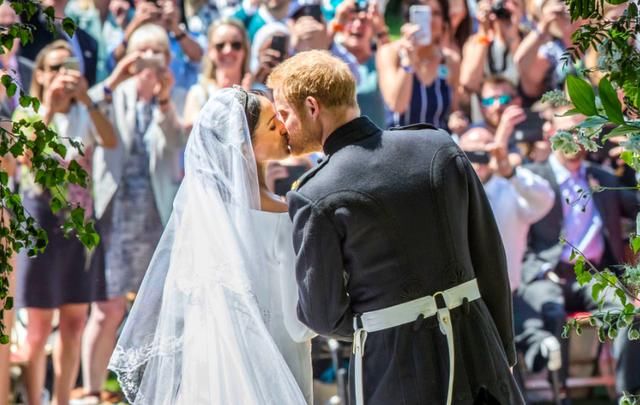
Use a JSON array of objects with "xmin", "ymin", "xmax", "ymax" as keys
[{"xmin": 108, "ymin": 88, "xmax": 307, "ymax": 404}]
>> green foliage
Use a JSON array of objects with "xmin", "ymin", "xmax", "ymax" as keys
[
  {"xmin": 567, "ymin": 75, "xmax": 598, "ymax": 116},
  {"xmin": 0, "ymin": 1, "xmax": 96, "ymax": 344},
  {"xmin": 563, "ymin": 0, "xmax": 640, "ymax": 113},
  {"xmin": 598, "ymin": 77, "xmax": 625, "ymax": 124}
]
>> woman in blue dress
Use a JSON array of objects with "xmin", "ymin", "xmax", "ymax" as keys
[{"xmin": 376, "ymin": 0, "xmax": 460, "ymax": 129}]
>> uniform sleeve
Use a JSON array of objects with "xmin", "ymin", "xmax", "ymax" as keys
[
  {"xmin": 459, "ymin": 155, "xmax": 517, "ymax": 366},
  {"xmin": 287, "ymin": 190, "xmax": 354, "ymax": 339}
]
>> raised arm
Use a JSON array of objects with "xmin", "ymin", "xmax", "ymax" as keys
[
  {"xmin": 154, "ymin": 70, "xmax": 185, "ymax": 148},
  {"xmin": 164, "ymin": 1, "xmax": 203, "ymax": 63},
  {"xmin": 459, "ymin": 0, "xmax": 492, "ymax": 93},
  {"xmin": 72, "ymin": 72, "xmax": 118, "ymax": 148},
  {"xmin": 512, "ymin": 167, "xmax": 556, "ymax": 223},
  {"xmin": 460, "ymin": 36, "xmax": 490, "ymax": 93},
  {"xmin": 376, "ymin": 39, "xmax": 414, "ymax": 114}
]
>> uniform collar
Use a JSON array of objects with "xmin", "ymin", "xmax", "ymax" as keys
[{"xmin": 322, "ymin": 116, "xmax": 380, "ymax": 156}]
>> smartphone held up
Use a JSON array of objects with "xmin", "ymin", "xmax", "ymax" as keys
[
  {"xmin": 270, "ymin": 34, "xmax": 288, "ymax": 60},
  {"xmin": 135, "ymin": 54, "xmax": 166, "ymax": 73},
  {"xmin": 62, "ymin": 57, "xmax": 81, "ymax": 72},
  {"xmin": 409, "ymin": 5, "xmax": 432, "ymax": 46}
]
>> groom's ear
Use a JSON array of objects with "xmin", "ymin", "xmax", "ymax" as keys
[{"xmin": 305, "ymin": 96, "xmax": 320, "ymax": 119}]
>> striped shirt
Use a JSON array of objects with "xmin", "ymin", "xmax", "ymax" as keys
[{"xmin": 385, "ymin": 71, "xmax": 451, "ymax": 130}]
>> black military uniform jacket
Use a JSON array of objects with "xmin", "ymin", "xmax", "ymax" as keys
[{"xmin": 287, "ymin": 117, "xmax": 524, "ymax": 404}]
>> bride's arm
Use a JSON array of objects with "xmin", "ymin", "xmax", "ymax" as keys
[{"xmin": 277, "ymin": 216, "xmax": 318, "ymax": 343}]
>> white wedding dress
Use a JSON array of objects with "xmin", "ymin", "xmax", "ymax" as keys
[
  {"xmin": 109, "ymin": 89, "xmax": 314, "ymax": 405},
  {"xmin": 250, "ymin": 210, "xmax": 314, "ymax": 403}
]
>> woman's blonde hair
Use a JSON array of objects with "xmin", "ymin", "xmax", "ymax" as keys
[
  {"xmin": 127, "ymin": 23, "xmax": 170, "ymax": 55},
  {"xmin": 202, "ymin": 18, "xmax": 249, "ymax": 82},
  {"xmin": 266, "ymin": 50, "xmax": 357, "ymax": 112},
  {"xmin": 30, "ymin": 40, "xmax": 73, "ymax": 101}
]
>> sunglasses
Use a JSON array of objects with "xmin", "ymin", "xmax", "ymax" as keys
[
  {"xmin": 481, "ymin": 94, "xmax": 513, "ymax": 107},
  {"xmin": 46, "ymin": 63, "xmax": 64, "ymax": 72},
  {"xmin": 214, "ymin": 41, "xmax": 243, "ymax": 52}
]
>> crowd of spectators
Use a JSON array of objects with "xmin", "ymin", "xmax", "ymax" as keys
[{"xmin": 0, "ymin": 0, "xmax": 638, "ymax": 403}]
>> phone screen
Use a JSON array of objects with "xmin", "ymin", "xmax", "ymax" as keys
[
  {"xmin": 513, "ymin": 109, "xmax": 545, "ymax": 143},
  {"xmin": 270, "ymin": 34, "xmax": 287, "ymax": 59},
  {"xmin": 409, "ymin": 5, "xmax": 431, "ymax": 46},
  {"xmin": 295, "ymin": 4, "xmax": 323, "ymax": 22}
]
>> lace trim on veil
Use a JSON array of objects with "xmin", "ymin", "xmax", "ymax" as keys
[{"xmin": 111, "ymin": 336, "xmax": 183, "ymax": 404}]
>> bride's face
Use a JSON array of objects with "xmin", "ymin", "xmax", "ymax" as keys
[{"xmin": 252, "ymin": 95, "xmax": 290, "ymax": 162}]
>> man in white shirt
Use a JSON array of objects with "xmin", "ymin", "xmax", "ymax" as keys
[{"xmin": 460, "ymin": 127, "xmax": 562, "ymax": 385}]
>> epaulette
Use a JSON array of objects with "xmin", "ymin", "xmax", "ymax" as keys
[
  {"xmin": 291, "ymin": 156, "xmax": 331, "ymax": 192},
  {"xmin": 388, "ymin": 123, "xmax": 438, "ymax": 131}
]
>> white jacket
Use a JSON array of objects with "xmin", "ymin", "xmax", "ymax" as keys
[{"xmin": 89, "ymin": 78, "xmax": 185, "ymax": 225}]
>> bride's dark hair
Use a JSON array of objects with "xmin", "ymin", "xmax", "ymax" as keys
[{"xmin": 232, "ymin": 86, "xmax": 266, "ymax": 139}]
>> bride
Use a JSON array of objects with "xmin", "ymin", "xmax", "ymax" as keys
[{"xmin": 108, "ymin": 87, "xmax": 315, "ymax": 404}]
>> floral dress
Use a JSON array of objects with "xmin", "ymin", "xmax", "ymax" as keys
[{"xmin": 99, "ymin": 100, "xmax": 164, "ymax": 298}]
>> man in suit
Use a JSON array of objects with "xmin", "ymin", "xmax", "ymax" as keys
[
  {"xmin": 267, "ymin": 50, "xmax": 524, "ymax": 405},
  {"xmin": 521, "ymin": 110, "xmax": 640, "ymax": 396},
  {"xmin": 19, "ymin": 0, "xmax": 98, "ymax": 86}
]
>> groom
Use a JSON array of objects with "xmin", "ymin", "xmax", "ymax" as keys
[{"xmin": 267, "ymin": 51, "xmax": 524, "ymax": 405}]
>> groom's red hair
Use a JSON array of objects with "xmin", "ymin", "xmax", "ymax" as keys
[{"xmin": 266, "ymin": 50, "xmax": 357, "ymax": 112}]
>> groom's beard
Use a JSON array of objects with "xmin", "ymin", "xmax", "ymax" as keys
[
  {"xmin": 290, "ymin": 136, "xmax": 323, "ymax": 155},
  {"xmin": 288, "ymin": 118, "xmax": 323, "ymax": 156}
]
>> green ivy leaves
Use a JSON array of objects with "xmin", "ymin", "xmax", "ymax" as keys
[{"xmin": 0, "ymin": 1, "xmax": 98, "ymax": 344}]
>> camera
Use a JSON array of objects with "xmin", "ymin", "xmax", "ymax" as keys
[
  {"xmin": 465, "ymin": 150, "xmax": 491, "ymax": 165},
  {"xmin": 354, "ymin": 0, "xmax": 368, "ymax": 12},
  {"xmin": 491, "ymin": 0, "xmax": 511, "ymax": 20},
  {"xmin": 135, "ymin": 54, "xmax": 166, "ymax": 72}
]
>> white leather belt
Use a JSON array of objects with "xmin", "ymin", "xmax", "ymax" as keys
[{"xmin": 352, "ymin": 278, "xmax": 482, "ymax": 405}]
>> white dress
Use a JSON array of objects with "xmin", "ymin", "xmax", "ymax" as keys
[
  {"xmin": 110, "ymin": 89, "xmax": 313, "ymax": 405},
  {"xmin": 250, "ymin": 210, "xmax": 316, "ymax": 404}
]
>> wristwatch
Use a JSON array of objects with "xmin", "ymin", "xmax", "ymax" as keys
[{"xmin": 330, "ymin": 20, "xmax": 344, "ymax": 33}]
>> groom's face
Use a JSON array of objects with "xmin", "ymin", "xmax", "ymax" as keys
[{"xmin": 273, "ymin": 89, "xmax": 322, "ymax": 155}]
